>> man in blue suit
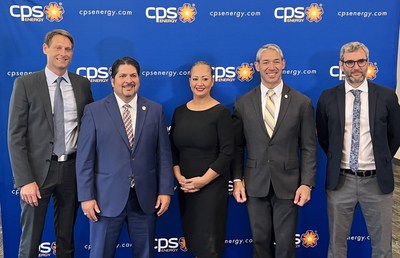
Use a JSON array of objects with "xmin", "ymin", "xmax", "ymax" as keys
[
  {"xmin": 76, "ymin": 56, "xmax": 174, "ymax": 258},
  {"xmin": 317, "ymin": 42, "xmax": 400, "ymax": 258}
]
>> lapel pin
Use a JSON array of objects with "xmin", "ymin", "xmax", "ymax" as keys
[
  {"xmin": 284, "ymin": 94, "xmax": 288, "ymax": 99},
  {"xmin": 142, "ymin": 106, "xmax": 146, "ymax": 111}
]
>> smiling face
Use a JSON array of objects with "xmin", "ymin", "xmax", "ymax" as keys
[
  {"xmin": 111, "ymin": 64, "xmax": 140, "ymax": 103},
  {"xmin": 340, "ymin": 48, "xmax": 368, "ymax": 88},
  {"xmin": 255, "ymin": 48, "xmax": 285, "ymax": 89},
  {"xmin": 43, "ymin": 34, "xmax": 73, "ymax": 76},
  {"xmin": 189, "ymin": 63, "xmax": 214, "ymax": 98}
]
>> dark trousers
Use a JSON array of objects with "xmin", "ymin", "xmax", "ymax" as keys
[
  {"xmin": 89, "ymin": 189, "xmax": 157, "ymax": 258},
  {"xmin": 18, "ymin": 158, "xmax": 78, "ymax": 258},
  {"xmin": 247, "ymin": 184, "xmax": 298, "ymax": 258}
]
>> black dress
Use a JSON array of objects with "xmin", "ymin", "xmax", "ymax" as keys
[{"xmin": 170, "ymin": 104, "xmax": 234, "ymax": 258}]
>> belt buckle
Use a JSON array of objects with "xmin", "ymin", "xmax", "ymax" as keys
[
  {"xmin": 57, "ymin": 154, "xmax": 68, "ymax": 162},
  {"xmin": 357, "ymin": 170, "xmax": 374, "ymax": 177},
  {"xmin": 362, "ymin": 170, "xmax": 372, "ymax": 177}
]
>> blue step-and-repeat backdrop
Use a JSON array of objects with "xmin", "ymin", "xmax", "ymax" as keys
[{"xmin": 0, "ymin": 1, "xmax": 399, "ymax": 257}]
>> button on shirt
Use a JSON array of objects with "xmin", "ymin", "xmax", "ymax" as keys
[
  {"xmin": 46, "ymin": 68, "xmax": 78, "ymax": 155},
  {"xmin": 115, "ymin": 93, "xmax": 137, "ymax": 141},
  {"xmin": 341, "ymin": 80, "xmax": 376, "ymax": 171},
  {"xmin": 260, "ymin": 81, "xmax": 283, "ymax": 124}
]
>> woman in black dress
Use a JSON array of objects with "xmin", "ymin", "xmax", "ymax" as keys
[{"xmin": 170, "ymin": 61, "xmax": 234, "ymax": 258}]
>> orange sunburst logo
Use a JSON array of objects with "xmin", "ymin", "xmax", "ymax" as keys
[
  {"xmin": 44, "ymin": 2, "xmax": 64, "ymax": 22},
  {"xmin": 178, "ymin": 3, "xmax": 197, "ymax": 23},
  {"xmin": 236, "ymin": 63, "xmax": 254, "ymax": 82},
  {"xmin": 179, "ymin": 237, "xmax": 188, "ymax": 252},
  {"xmin": 301, "ymin": 230, "xmax": 319, "ymax": 248},
  {"xmin": 51, "ymin": 242, "xmax": 57, "ymax": 255},
  {"xmin": 305, "ymin": 3, "xmax": 324, "ymax": 22},
  {"xmin": 366, "ymin": 62, "xmax": 378, "ymax": 80}
]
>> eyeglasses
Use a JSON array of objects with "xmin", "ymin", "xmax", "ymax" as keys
[{"xmin": 341, "ymin": 59, "xmax": 368, "ymax": 68}]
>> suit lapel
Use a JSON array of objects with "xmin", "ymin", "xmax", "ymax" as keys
[
  {"xmin": 105, "ymin": 94, "xmax": 131, "ymax": 149},
  {"xmin": 36, "ymin": 70, "xmax": 54, "ymax": 133},
  {"xmin": 251, "ymin": 87, "xmax": 269, "ymax": 136},
  {"xmin": 68, "ymin": 72, "xmax": 83, "ymax": 126},
  {"xmin": 336, "ymin": 84, "xmax": 346, "ymax": 134},
  {"xmin": 132, "ymin": 96, "xmax": 148, "ymax": 152},
  {"xmin": 368, "ymin": 82, "xmax": 377, "ymax": 137},
  {"xmin": 274, "ymin": 84, "xmax": 290, "ymax": 136}
]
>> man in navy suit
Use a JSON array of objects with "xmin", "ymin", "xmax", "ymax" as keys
[
  {"xmin": 316, "ymin": 42, "xmax": 400, "ymax": 258},
  {"xmin": 76, "ymin": 56, "xmax": 174, "ymax": 258}
]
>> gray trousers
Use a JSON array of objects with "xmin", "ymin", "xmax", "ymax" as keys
[{"xmin": 327, "ymin": 172, "xmax": 392, "ymax": 258}]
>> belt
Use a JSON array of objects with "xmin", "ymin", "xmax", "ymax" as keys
[
  {"xmin": 51, "ymin": 153, "xmax": 76, "ymax": 162},
  {"xmin": 341, "ymin": 169, "xmax": 376, "ymax": 177}
]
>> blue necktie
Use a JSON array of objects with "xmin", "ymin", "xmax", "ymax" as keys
[
  {"xmin": 53, "ymin": 77, "xmax": 65, "ymax": 157},
  {"xmin": 349, "ymin": 89, "xmax": 361, "ymax": 172}
]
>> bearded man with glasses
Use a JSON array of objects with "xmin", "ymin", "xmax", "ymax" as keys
[{"xmin": 316, "ymin": 41, "xmax": 400, "ymax": 258}]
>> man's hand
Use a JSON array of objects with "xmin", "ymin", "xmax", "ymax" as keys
[
  {"xmin": 294, "ymin": 185, "xmax": 312, "ymax": 207},
  {"xmin": 20, "ymin": 182, "xmax": 41, "ymax": 207},
  {"xmin": 81, "ymin": 200, "xmax": 101, "ymax": 222},
  {"xmin": 155, "ymin": 195, "xmax": 171, "ymax": 216},
  {"xmin": 233, "ymin": 180, "xmax": 247, "ymax": 203}
]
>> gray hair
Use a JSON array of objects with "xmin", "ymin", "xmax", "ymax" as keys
[
  {"xmin": 255, "ymin": 43, "xmax": 284, "ymax": 62},
  {"xmin": 340, "ymin": 41, "xmax": 369, "ymax": 61}
]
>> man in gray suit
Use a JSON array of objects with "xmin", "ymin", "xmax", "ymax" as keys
[
  {"xmin": 232, "ymin": 43, "xmax": 317, "ymax": 258},
  {"xmin": 8, "ymin": 29, "xmax": 93, "ymax": 258}
]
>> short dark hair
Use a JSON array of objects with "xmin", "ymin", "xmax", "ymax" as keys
[
  {"xmin": 110, "ymin": 56, "xmax": 140, "ymax": 78},
  {"xmin": 44, "ymin": 29, "xmax": 74, "ymax": 49}
]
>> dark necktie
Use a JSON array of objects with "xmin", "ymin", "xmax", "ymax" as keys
[
  {"xmin": 349, "ymin": 89, "xmax": 361, "ymax": 172},
  {"xmin": 53, "ymin": 77, "xmax": 65, "ymax": 157}
]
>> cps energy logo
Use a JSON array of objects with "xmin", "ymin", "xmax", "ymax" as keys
[
  {"xmin": 300, "ymin": 230, "xmax": 319, "ymax": 248},
  {"xmin": 10, "ymin": 2, "xmax": 64, "ymax": 22},
  {"xmin": 366, "ymin": 62, "xmax": 378, "ymax": 80},
  {"xmin": 154, "ymin": 237, "xmax": 187, "ymax": 253},
  {"xmin": 274, "ymin": 3, "xmax": 324, "ymax": 23},
  {"xmin": 145, "ymin": 3, "xmax": 197, "ymax": 23},
  {"xmin": 214, "ymin": 63, "xmax": 255, "ymax": 83},
  {"xmin": 38, "ymin": 241, "xmax": 56, "ymax": 257}
]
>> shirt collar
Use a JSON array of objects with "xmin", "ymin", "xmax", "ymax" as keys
[
  {"xmin": 114, "ymin": 93, "xmax": 137, "ymax": 110},
  {"xmin": 260, "ymin": 80, "xmax": 283, "ymax": 97},
  {"xmin": 344, "ymin": 79, "xmax": 368, "ymax": 93},
  {"xmin": 45, "ymin": 67, "xmax": 70, "ymax": 84}
]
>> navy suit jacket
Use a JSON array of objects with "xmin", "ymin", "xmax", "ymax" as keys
[
  {"xmin": 76, "ymin": 93, "xmax": 174, "ymax": 217},
  {"xmin": 316, "ymin": 81, "xmax": 400, "ymax": 194}
]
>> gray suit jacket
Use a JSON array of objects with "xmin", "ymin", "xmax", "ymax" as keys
[
  {"xmin": 232, "ymin": 84, "xmax": 317, "ymax": 199},
  {"xmin": 8, "ymin": 70, "xmax": 93, "ymax": 188}
]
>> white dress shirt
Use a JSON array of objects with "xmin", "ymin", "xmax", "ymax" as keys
[
  {"xmin": 260, "ymin": 81, "xmax": 283, "ymax": 124},
  {"xmin": 114, "ymin": 93, "xmax": 137, "ymax": 140},
  {"xmin": 341, "ymin": 79, "xmax": 376, "ymax": 170},
  {"xmin": 46, "ymin": 67, "xmax": 78, "ymax": 154}
]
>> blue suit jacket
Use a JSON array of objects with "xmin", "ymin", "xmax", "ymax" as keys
[
  {"xmin": 76, "ymin": 93, "xmax": 174, "ymax": 216},
  {"xmin": 316, "ymin": 81, "xmax": 400, "ymax": 194}
]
